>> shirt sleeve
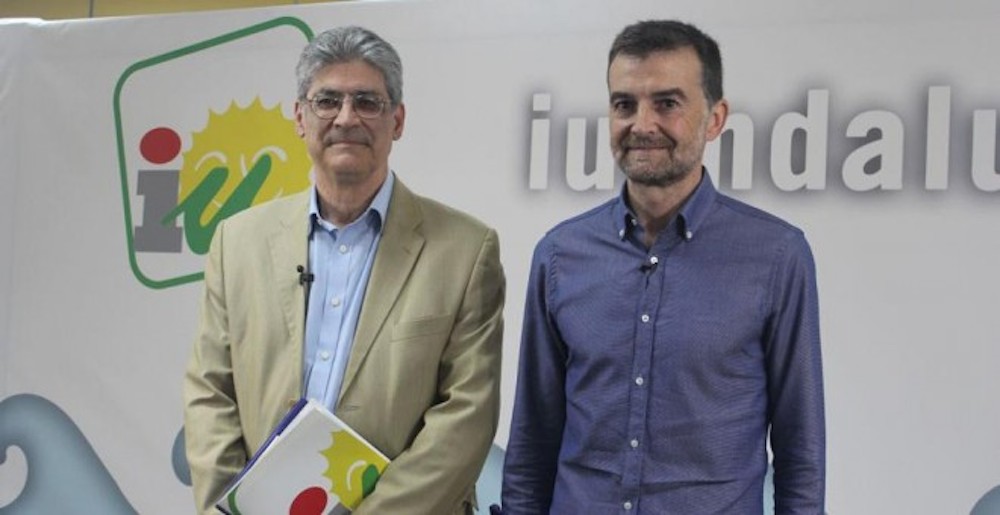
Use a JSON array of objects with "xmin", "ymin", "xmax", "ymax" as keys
[
  {"xmin": 501, "ymin": 237, "xmax": 567, "ymax": 514},
  {"xmin": 765, "ymin": 231, "xmax": 826, "ymax": 514}
]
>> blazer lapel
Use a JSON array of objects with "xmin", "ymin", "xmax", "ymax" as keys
[
  {"xmin": 265, "ymin": 191, "xmax": 310, "ymax": 391},
  {"xmin": 339, "ymin": 180, "xmax": 425, "ymax": 398}
]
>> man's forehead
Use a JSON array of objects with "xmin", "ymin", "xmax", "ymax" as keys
[
  {"xmin": 609, "ymin": 47, "xmax": 702, "ymax": 71},
  {"xmin": 311, "ymin": 86, "xmax": 381, "ymax": 96},
  {"xmin": 309, "ymin": 60, "xmax": 388, "ymax": 93},
  {"xmin": 608, "ymin": 48, "xmax": 703, "ymax": 89}
]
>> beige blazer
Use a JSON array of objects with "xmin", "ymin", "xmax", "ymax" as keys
[{"xmin": 183, "ymin": 180, "xmax": 505, "ymax": 515}]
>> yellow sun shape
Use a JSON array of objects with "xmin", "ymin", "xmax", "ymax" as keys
[
  {"xmin": 321, "ymin": 430, "xmax": 387, "ymax": 509},
  {"xmin": 178, "ymin": 97, "xmax": 310, "ymax": 226}
]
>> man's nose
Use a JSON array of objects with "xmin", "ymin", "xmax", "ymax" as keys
[
  {"xmin": 333, "ymin": 98, "xmax": 361, "ymax": 127},
  {"xmin": 631, "ymin": 102, "xmax": 659, "ymax": 135}
]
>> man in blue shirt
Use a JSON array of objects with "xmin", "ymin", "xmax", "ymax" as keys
[{"xmin": 502, "ymin": 20, "xmax": 824, "ymax": 514}]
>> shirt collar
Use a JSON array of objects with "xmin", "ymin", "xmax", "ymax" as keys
[
  {"xmin": 614, "ymin": 168, "xmax": 718, "ymax": 242},
  {"xmin": 307, "ymin": 170, "xmax": 395, "ymax": 235}
]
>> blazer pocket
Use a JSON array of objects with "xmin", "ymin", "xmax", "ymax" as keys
[{"xmin": 391, "ymin": 314, "xmax": 453, "ymax": 342}]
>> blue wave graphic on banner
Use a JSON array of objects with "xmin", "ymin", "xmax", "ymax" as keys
[
  {"xmin": 973, "ymin": 484, "xmax": 1000, "ymax": 514},
  {"xmin": 172, "ymin": 428, "xmax": 192, "ymax": 486},
  {"xmin": 0, "ymin": 394, "xmax": 137, "ymax": 514},
  {"xmin": 3, "ymin": 392, "xmax": 999, "ymax": 513}
]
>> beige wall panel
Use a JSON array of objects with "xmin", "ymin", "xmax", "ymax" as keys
[
  {"xmin": 92, "ymin": 0, "xmax": 294, "ymax": 17},
  {"xmin": 0, "ymin": 0, "xmax": 90, "ymax": 20}
]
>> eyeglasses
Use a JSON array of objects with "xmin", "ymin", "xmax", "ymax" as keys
[{"xmin": 304, "ymin": 92, "xmax": 390, "ymax": 120}]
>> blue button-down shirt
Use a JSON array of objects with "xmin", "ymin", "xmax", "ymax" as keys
[
  {"xmin": 502, "ymin": 172, "xmax": 824, "ymax": 514},
  {"xmin": 303, "ymin": 172, "xmax": 394, "ymax": 413}
]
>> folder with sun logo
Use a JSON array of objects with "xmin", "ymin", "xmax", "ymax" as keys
[{"xmin": 216, "ymin": 398, "xmax": 390, "ymax": 515}]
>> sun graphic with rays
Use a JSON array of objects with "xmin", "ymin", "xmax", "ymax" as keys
[
  {"xmin": 178, "ymin": 97, "xmax": 310, "ymax": 226},
  {"xmin": 320, "ymin": 430, "xmax": 387, "ymax": 509}
]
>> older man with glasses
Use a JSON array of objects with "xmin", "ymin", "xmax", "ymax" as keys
[{"xmin": 183, "ymin": 25, "xmax": 505, "ymax": 515}]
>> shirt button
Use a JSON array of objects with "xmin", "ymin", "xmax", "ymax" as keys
[
  {"xmin": 640, "ymin": 314, "xmax": 650, "ymax": 323},
  {"xmin": 330, "ymin": 297, "xmax": 341, "ymax": 307},
  {"xmin": 649, "ymin": 256, "xmax": 658, "ymax": 265},
  {"xmin": 635, "ymin": 376, "xmax": 644, "ymax": 386},
  {"xmin": 630, "ymin": 438, "xmax": 639, "ymax": 448},
  {"xmin": 338, "ymin": 244, "xmax": 349, "ymax": 254},
  {"xmin": 618, "ymin": 229, "xmax": 625, "ymax": 239},
  {"xmin": 685, "ymin": 230, "xmax": 693, "ymax": 240},
  {"xmin": 623, "ymin": 501, "xmax": 633, "ymax": 510},
  {"xmin": 319, "ymin": 351, "xmax": 331, "ymax": 361}
]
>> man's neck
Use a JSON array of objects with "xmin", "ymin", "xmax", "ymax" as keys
[
  {"xmin": 315, "ymin": 170, "xmax": 387, "ymax": 227},
  {"xmin": 627, "ymin": 168, "xmax": 702, "ymax": 248}
]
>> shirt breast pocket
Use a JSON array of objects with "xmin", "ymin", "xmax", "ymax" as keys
[{"xmin": 391, "ymin": 314, "xmax": 453, "ymax": 342}]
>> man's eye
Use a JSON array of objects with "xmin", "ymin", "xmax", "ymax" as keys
[
  {"xmin": 354, "ymin": 95, "xmax": 381, "ymax": 113},
  {"xmin": 611, "ymin": 100, "xmax": 635, "ymax": 114},
  {"xmin": 655, "ymin": 98, "xmax": 679, "ymax": 110},
  {"xmin": 314, "ymin": 97, "xmax": 341, "ymax": 110}
]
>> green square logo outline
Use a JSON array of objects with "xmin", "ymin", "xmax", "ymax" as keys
[{"xmin": 113, "ymin": 16, "xmax": 314, "ymax": 290}]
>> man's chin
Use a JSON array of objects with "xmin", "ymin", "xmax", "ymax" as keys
[
  {"xmin": 622, "ymin": 164, "xmax": 690, "ymax": 188},
  {"xmin": 316, "ymin": 158, "xmax": 376, "ymax": 184},
  {"xmin": 324, "ymin": 152, "xmax": 371, "ymax": 171}
]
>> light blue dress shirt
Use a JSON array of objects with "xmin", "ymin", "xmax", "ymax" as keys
[{"xmin": 303, "ymin": 172, "xmax": 394, "ymax": 413}]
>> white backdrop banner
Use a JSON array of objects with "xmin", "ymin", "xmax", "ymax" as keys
[{"xmin": 2, "ymin": 1, "xmax": 1000, "ymax": 514}]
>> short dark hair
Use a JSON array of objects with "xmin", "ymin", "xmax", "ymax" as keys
[{"xmin": 608, "ymin": 20, "xmax": 723, "ymax": 106}]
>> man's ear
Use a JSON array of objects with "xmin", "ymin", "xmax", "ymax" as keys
[
  {"xmin": 392, "ymin": 103, "xmax": 406, "ymax": 141},
  {"xmin": 705, "ymin": 98, "xmax": 729, "ymax": 142},
  {"xmin": 294, "ymin": 100, "xmax": 306, "ymax": 138}
]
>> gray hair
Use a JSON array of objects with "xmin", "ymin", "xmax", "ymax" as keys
[{"xmin": 295, "ymin": 26, "xmax": 403, "ymax": 106}]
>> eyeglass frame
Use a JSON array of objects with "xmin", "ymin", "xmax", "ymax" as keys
[{"xmin": 302, "ymin": 90, "xmax": 393, "ymax": 120}]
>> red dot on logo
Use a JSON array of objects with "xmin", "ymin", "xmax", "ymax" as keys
[
  {"xmin": 289, "ymin": 486, "xmax": 328, "ymax": 515},
  {"xmin": 139, "ymin": 127, "xmax": 181, "ymax": 164}
]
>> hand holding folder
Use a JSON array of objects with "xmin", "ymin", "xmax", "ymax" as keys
[{"xmin": 216, "ymin": 398, "xmax": 389, "ymax": 515}]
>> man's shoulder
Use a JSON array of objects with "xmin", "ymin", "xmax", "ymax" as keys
[
  {"xmin": 713, "ymin": 193, "xmax": 805, "ymax": 239},
  {"xmin": 543, "ymin": 197, "xmax": 618, "ymax": 241},
  {"xmin": 222, "ymin": 190, "xmax": 309, "ymax": 230},
  {"xmin": 708, "ymin": 194, "xmax": 812, "ymax": 260},
  {"xmin": 405, "ymin": 187, "xmax": 494, "ymax": 237},
  {"xmin": 523, "ymin": 198, "xmax": 618, "ymax": 265}
]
